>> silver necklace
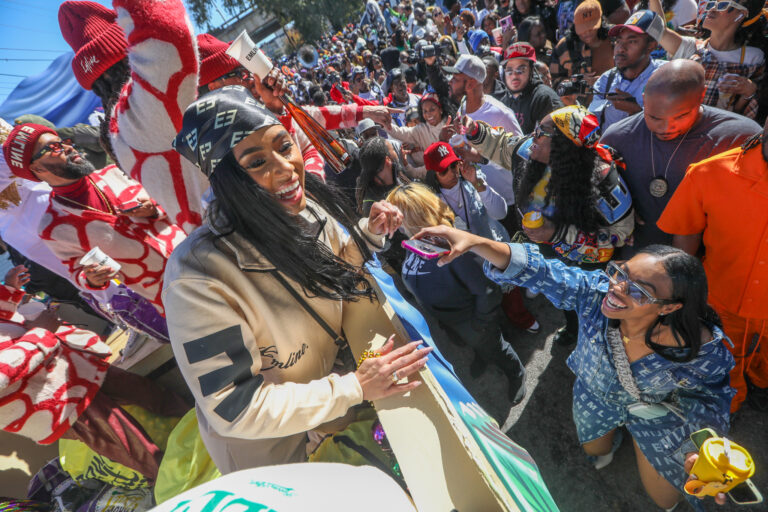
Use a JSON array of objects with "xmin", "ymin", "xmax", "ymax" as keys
[{"xmin": 649, "ymin": 123, "xmax": 694, "ymax": 198}]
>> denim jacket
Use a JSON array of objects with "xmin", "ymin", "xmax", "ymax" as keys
[{"xmin": 485, "ymin": 243, "xmax": 736, "ymax": 462}]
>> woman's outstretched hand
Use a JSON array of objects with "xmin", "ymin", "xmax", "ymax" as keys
[
  {"xmin": 355, "ymin": 336, "xmax": 432, "ymax": 401},
  {"xmin": 413, "ymin": 225, "xmax": 513, "ymax": 269},
  {"xmin": 413, "ymin": 225, "xmax": 477, "ymax": 267}
]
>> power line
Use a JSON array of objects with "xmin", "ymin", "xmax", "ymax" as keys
[
  {"xmin": 0, "ymin": 23, "xmax": 50, "ymax": 35},
  {"xmin": 0, "ymin": 58, "xmax": 55, "ymax": 62},
  {"xmin": 0, "ymin": 48, "xmax": 65, "ymax": 53},
  {"xmin": 0, "ymin": 73, "xmax": 27, "ymax": 78},
  {"xmin": 1, "ymin": 0, "xmax": 50, "ymax": 14}
]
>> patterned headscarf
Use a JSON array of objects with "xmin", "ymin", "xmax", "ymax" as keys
[
  {"xmin": 173, "ymin": 85, "xmax": 281, "ymax": 177},
  {"xmin": 550, "ymin": 105, "xmax": 601, "ymax": 148}
]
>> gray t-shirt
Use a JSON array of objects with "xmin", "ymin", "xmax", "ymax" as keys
[{"xmin": 600, "ymin": 105, "xmax": 761, "ymax": 252}]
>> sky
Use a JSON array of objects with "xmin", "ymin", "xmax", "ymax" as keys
[{"xmin": 0, "ymin": 0, "xmax": 232, "ymax": 103}]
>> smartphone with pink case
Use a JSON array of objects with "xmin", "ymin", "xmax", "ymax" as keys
[{"xmin": 402, "ymin": 239, "xmax": 450, "ymax": 260}]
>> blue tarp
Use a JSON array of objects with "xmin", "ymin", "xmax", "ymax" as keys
[{"xmin": 0, "ymin": 52, "xmax": 101, "ymax": 128}]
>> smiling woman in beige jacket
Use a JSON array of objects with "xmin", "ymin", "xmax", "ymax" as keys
[{"xmin": 165, "ymin": 86, "xmax": 432, "ymax": 474}]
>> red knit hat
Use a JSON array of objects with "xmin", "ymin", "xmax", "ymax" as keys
[
  {"xmin": 424, "ymin": 142, "xmax": 461, "ymax": 174},
  {"xmin": 58, "ymin": 1, "xmax": 128, "ymax": 90},
  {"xmin": 2, "ymin": 124, "xmax": 58, "ymax": 182},
  {"xmin": 197, "ymin": 34, "xmax": 240, "ymax": 87}
]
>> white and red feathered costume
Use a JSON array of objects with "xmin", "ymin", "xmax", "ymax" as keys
[
  {"xmin": 39, "ymin": 166, "xmax": 187, "ymax": 315},
  {"xmin": 108, "ymin": 0, "xmax": 208, "ymax": 234},
  {"xmin": 0, "ymin": 284, "xmax": 111, "ymax": 444}
]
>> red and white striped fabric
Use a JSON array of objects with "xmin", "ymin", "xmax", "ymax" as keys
[
  {"xmin": 110, "ymin": 0, "xmax": 208, "ymax": 235},
  {"xmin": 39, "ymin": 165, "xmax": 187, "ymax": 315},
  {"xmin": 0, "ymin": 284, "xmax": 111, "ymax": 444}
]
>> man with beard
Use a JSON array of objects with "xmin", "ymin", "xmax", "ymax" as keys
[
  {"xmin": 439, "ymin": 55, "xmax": 522, "ymax": 229},
  {"xmin": 588, "ymin": 10, "xmax": 667, "ymax": 132},
  {"xmin": 500, "ymin": 43, "xmax": 563, "ymax": 134},
  {"xmin": 2, "ymin": 124, "xmax": 186, "ymax": 315},
  {"xmin": 658, "ymin": 117, "xmax": 768, "ymax": 414},
  {"xmin": 601, "ymin": 60, "xmax": 760, "ymax": 253}
]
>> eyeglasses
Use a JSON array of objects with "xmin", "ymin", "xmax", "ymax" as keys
[
  {"xmin": 216, "ymin": 67, "xmax": 252, "ymax": 82},
  {"xmin": 704, "ymin": 1, "xmax": 748, "ymax": 12},
  {"xmin": 533, "ymin": 121, "xmax": 554, "ymax": 139},
  {"xmin": 504, "ymin": 66, "xmax": 529, "ymax": 76},
  {"xmin": 31, "ymin": 138, "xmax": 79, "ymax": 161},
  {"xmin": 604, "ymin": 262, "xmax": 677, "ymax": 305}
]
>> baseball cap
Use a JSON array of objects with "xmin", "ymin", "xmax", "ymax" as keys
[
  {"xmin": 424, "ymin": 142, "xmax": 461, "ymax": 174},
  {"xmin": 469, "ymin": 30, "xmax": 490, "ymax": 53},
  {"xmin": 608, "ymin": 10, "xmax": 665, "ymax": 43},
  {"xmin": 351, "ymin": 66, "xmax": 366, "ymax": 79},
  {"xmin": 355, "ymin": 118, "xmax": 382, "ymax": 136},
  {"xmin": 573, "ymin": 0, "xmax": 603, "ymax": 32},
  {"xmin": 502, "ymin": 42, "xmax": 537, "ymax": 65},
  {"xmin": 442, "ymin": 54, "xmax": 487, "ymax": 83}
]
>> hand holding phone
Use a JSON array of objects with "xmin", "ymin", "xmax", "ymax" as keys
[
  {"xmin": 499, "ymin": 15, "xmax": 514, "ymax": 32},
  {"xmin": 402, "ymin": 238, "xmax": 450, "ymax": 260},
  {"xmin": 120, "ymin": 200, "xmax": 142, "ymax": 213}
]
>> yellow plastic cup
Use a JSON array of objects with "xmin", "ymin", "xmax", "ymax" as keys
[
  {"xmin": 684, "ymin": 437, "xmax": 755, "ymax": 497},
  {"xmin": 522, "ymin": 211, "xmax": 544, "ymax": 229}
]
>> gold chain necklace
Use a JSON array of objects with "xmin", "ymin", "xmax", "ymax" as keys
[{"xmin": 54, "ymin": 178, "xmax": 115, "ymax": 215}]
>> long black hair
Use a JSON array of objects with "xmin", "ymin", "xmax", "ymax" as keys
[
  {"xmin": 356, "ymin": 137, "xmax": 398, "ymax": 214},
  {"xmin": 516, "ymin": 128, "xmax": 604, "ymax": 234},
  {"xmin": 208, "ymin": 154, "xmax": 375, "ymax": 302},
  {"xmin": 636, "ymin": 245, "xmax": 722, "ymax": 362},
  {"xmin": 91, "ymin": 58, "xmax": 131, "ymax": 165}
]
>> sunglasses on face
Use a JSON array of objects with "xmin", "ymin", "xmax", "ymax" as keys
[
  {"xmin": 504, "ymin": 66, "xmax": 529, "ymax": 76},
  {"xmin": 604, "ymin": 262, "xmax": 677, "ymax": 305},
  {"xmin": 704, "ymin": 1, "xmax": 748, "ymax": 12},
  {"xmin": 31, "ymin": 139, "xmax": 80, "ymax": 161},
  {"xmin": 533, "ymin": 122, "xmax": 554, "ymax": 139},
  {"xmin": 216, "ymin": 67, "xmax": 252, "ymax": 82}
]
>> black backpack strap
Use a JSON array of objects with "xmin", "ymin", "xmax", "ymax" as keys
[{"xmin": 270, "ymin": 270, "xmax": 346, "ymax": 347}]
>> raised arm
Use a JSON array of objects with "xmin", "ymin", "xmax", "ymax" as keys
[
  {"xmin": 110, "ymin": 0, "xmax": 207, "ymax": 233},
  {"xmin": 649, "ymin": 0, "xmax": 684, "ymax": 56}
]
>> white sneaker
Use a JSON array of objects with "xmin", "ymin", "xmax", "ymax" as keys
[
  {"xmin": 592, "ymin": 452, "xmax": 615, "ymax": 470},
  {"xmin": 526, "ymin": 320, "xmax": 541, "ymax": 334}
]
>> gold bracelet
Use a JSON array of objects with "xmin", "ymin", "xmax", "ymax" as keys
[{"xmin": 357, "ymin": 350, "xmax": 381, "ymax": 367}]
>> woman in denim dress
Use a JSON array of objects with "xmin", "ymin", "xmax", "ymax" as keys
[{"xmin": 412, "ymin": 225, "xmax": 735, "ymax": 511}]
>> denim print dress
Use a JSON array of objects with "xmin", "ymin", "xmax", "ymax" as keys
[{"xmin": 486, "ymin": 244, "xmax": 736, "ymax": 511}]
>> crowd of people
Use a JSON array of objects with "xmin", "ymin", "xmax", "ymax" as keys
[{"xmin": 0, "ymin": 0, "xmax": 767, "ymax": 509}]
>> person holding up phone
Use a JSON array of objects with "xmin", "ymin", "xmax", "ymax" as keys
[
  {"xmin": 412, "ymin": 224, "xmax": 735, "ymax": 511},
  {"xmin": 386, "ymin": 183, "xmax": 528, "ymax": 406}
]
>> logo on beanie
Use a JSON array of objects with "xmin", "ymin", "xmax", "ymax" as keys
[
  {"xmin": 437, "ymin": 144, "xmax": 450, "ymax": 157},
  {"xmin": 81, "ymin": 55, "xmax": 100, "ymax": 75},
  {"xmin": 7, "ymin": 125, "xmax": 37, "ymax": 170}
]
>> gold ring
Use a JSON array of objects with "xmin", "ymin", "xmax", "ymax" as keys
[{"xmin": 391, "ymin": 370, "xmax": 399, "ymax": 384}]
